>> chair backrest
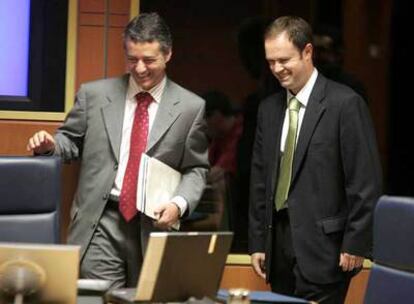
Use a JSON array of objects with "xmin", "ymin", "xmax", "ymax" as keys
[
  {"xmin": 0, "ymin": 156, "xmax": 61, "ymax": 243},
  {"xmin": 364, "ymin": 195, "xmax": 414, "ymax": 304}
]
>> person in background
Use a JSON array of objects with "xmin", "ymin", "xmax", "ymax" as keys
[
  {"xmin": 313, "ymin": 25, "xmax": 367, "ymax": 101},
  {"xmin": 27, "ymin": 12, "xmax": 209, "ymax": 288},
  {"xmin": 203, "ymin": 90, "xmax": 243, "ymax": 182},
  {"xmin": 233, "ymin": 16, "xmax": 281, "ymax": 252},
  {"xmin": 249, "ymin": 16, "xmax": 382, "ymax": 303}
]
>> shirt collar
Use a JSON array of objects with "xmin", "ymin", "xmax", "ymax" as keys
[
  {"xmin": 127, "ymin": 75, "xmax": 167, "ymax": 104},
  {"xmin": 287, "ymin": 68, "xmax": 318, "ymax": 108}
]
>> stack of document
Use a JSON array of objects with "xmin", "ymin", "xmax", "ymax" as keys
[{"xmin": 137, "ymin": 154, "xmax": 181, "ymax": 229}]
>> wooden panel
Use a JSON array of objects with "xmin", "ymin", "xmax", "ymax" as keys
[
  {"xmin": 79, "ymin": 12, "xmax": 105, "ymax": 26},
  {"xmin": 107, "ymin": 27, "xmax": 127, "ymax": 78},
  {"xmin": 109, "ymin": 14, "xmax": 129, "ymax": 27},
  {"xmin": 109, "ymin": 0, "xmax": 130, "ymax": 14},
  {"xmin": 60, "ymin": 162, "xmax": 80, "ymax": 241},
  {"xmin": 221, "ymin": 265, "xmax": 370, "ymax": 304},
  {"xmin": 343, "ymin": 0, "xmax": 391, "ymax": 170},
  {"xmin": 79, "ymin": 0, "xmax": 105, "ymax": 12},
  {"xmin": 106, "ymin": 1, "xmax": 131, "ymax": 77},
  {"xmin": 345, "ymin": 270, "xmax": 370, "ymax": 304},
  {"xmin": 220, "ymin": 265, "xmax": 270, "ymax": 290},
  {"xmin": 0, "ymin": 120, "xmax": 60, "ymax": 156},
  {"xmin": 76, "ymin": 26, "xmax": 105, "ymax": 88}
]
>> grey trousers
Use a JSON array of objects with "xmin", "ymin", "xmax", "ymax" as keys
[{"xmin": 80, "ymin": 200, "xmax": 146, "ymax": 288}]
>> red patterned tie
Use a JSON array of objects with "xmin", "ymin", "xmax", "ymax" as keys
[{"xmin": 119, "ymin": 92, "xmax": 153, "ymax": 221}]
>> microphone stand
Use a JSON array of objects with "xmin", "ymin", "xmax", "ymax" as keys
[{"xmin": 0, "ymin": 259, "xmax": 46, "ymax": 304}]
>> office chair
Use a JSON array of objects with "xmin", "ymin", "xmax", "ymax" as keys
[
  {"xmin": 0, "ymin": 156, "xmax": 61, "ymax": 244},
  {"xmin": 364, "ymin": 195, "xmax": 414, "ymax": 303}
]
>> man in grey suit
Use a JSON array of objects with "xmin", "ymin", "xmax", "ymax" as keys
[
  {"xmin": 249, "ymin": 16, "xmax": 382, "ymax": 303},
  {"xmin": 27, "ymin": 13, "xmax": 209, "ymax": 288}
]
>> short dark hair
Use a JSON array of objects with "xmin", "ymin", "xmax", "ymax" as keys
[
  {"xmin": 264, "ymin": 16, "xmax": 313, "ymax": 52},
  {"xmin": 123, "ymin": 12, "xmax": 172, "ymax": 54},
  {"xmin": 237, "ymin": 16, "xmax": 272, "ymax": 80},
  {"xmin": 202, "ymin": 91, "xmax": 234, "ymax": 118}
]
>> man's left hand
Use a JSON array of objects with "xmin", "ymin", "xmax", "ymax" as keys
[
  {"xmin": 153, "ymin": 202, "xmax": 180, "ymax": 230},
  {"xmin": 339, "ymin": 252, "xmax": 364, "ymax": 271}
]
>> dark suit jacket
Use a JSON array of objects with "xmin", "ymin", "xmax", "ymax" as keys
[
  {"xmin": 249, "ymin": 73, "xmax": 382, "ymax": 284},
  {"xmin": 54, "ymin": 75, "xmax": 209, "ymax": 260}
]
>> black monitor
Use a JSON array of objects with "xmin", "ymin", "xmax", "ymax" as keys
[
  {"xmin": 107, "ymin": 231, "xmax": 233, "ymax": 303},
  {"xmin": 0, "ymin": 243, "xmax": 80, "ymax": 303}
]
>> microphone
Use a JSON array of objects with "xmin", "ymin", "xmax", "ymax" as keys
[{"xmin": 0, "ymin": 259, "xmax": 46, "ymax": 304}]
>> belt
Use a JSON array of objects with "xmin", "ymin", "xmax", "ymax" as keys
[{"xmin": 108, "ymin": 193, "xmax": 120, "ymax": 203}]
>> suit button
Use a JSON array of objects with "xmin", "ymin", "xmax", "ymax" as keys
[{"xmin": 102, "ymin": 194, "xmax": 109, "ymax": 200}]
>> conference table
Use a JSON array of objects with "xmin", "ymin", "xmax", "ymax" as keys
[{"xmin": 76, "ymin": 289, "xmax": 311, "ymax": 304}]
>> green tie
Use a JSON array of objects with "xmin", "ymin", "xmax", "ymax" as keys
[{"xmin": 275, "ymin": 97, "xmax": 301, "ymax": 211}]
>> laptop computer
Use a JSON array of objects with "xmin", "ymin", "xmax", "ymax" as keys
[{"xmin": 106, "ymin": 231, "xmax": 233, "ymax": 303}]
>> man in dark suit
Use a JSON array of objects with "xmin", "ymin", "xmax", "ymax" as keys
[
  {"xmin": 27, "ymin": 13, "xmax": 209, "ymax": 288},
  {"xmin": 249, "ymin": 16, "xmax": 382, "ymax": 303}
]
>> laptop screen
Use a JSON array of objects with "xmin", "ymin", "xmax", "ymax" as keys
[{"xmin": 135, "ymin": 231, "xmax": 233, "ymax": 302}]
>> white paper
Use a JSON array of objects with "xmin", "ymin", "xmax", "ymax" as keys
[{"xmin": 137, "ymin": 154, "xmax": 181, "ymax": 229}]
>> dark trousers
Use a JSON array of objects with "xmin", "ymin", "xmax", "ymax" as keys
[
  {"xmin": 270, "ymin": 209, "xmax": 351, "ymax": 304},
  {"xmin": 80, "ymin": 199, "xmax": 143, "ymax": 289}
]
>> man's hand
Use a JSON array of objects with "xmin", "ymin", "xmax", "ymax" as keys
[
  {"xmin": 153, "ymin": 202, "xmax": 180, "ymax": 230},
  {"xmin": 251, "ymin": 252, "xmax": 266, "ymax": 279},
  {"xmin": 339, "ymin": 252, "xmax": 364, "ymax": 272},
  {"xmin": 26, "ymin": 130, "xmax": 56, "ymax": 154}
]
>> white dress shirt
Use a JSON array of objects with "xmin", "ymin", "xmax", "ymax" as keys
[
  {"xmin": 111, "ymin": 75, "xmax": 188, "ymax": 216},
  {"xmin": 280, "ymin": 68, "xmax": 318, "ymax": 152}
]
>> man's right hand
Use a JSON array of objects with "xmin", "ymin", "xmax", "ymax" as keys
[
  {"xmin": 251, "ymin": 252, "xmax": 266, "ymax": 279},
  {"xmin": 26, "ymin": 130, "xmax": 56, "ymax": 154}
]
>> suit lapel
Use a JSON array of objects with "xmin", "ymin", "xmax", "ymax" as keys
[
  {"xmin": 291, "ymin": 74, "xmax": 327, "ymax": 184},
  {"xmin": 101, "ymin": 75, "xmax": 129, "ymax": 163},
  {"xmin": 269, "ymin": 92, "xmax": 287, "ymax": 193},
  {"xmin": 147, "ymin": 79, "xmax": 181, "ymax": 152}
]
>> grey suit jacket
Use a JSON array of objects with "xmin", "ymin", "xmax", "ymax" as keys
[{"xmin": 55, "ymin": 75, "xmax": 209, "ymax": 260}]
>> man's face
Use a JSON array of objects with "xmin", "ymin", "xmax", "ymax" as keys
[
  {"xmin": 125, "ymin": 38, "xmax": 171, "ymax": 91},
  {"xmin": 265, "ymin": 32, "xmax": 313, "ymax": 94}
]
